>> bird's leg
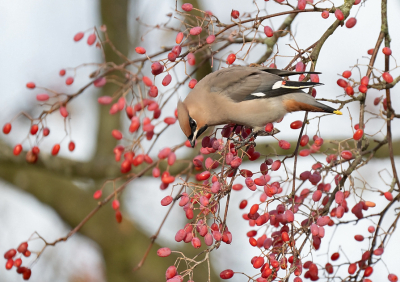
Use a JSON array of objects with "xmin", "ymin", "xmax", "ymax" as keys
[{"xmin": 234, "ymin": 130, "xmax": 258, "ymax": 150}]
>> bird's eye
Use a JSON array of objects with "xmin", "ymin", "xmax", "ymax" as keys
[{"xmin": 189, "ymin": 118, "xmax": 196, "ymax": 128}]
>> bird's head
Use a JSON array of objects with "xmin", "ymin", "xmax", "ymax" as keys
[{"xmin": 177, "ymin": 99, "xmax": 208, "ymax": 148}]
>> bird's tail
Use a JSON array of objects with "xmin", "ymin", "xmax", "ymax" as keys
[{"xmin": 284, "ymin": 92, "xmax": 342, "ymax": 115}]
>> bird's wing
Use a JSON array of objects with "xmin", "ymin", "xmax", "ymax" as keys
[{"xmin": 207, "ymin": 67, "xmax": 322, "ymax": 103}]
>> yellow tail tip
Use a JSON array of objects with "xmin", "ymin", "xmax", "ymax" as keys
[{"xmin": 333, "ymin": 110, "xmax": 342, "ymax": 115}]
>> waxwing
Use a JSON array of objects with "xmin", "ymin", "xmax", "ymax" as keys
[{"xmin": 177, "ymin": 66, "xmax": 342, "ymax": 147}]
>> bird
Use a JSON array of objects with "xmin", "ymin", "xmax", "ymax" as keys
[{"xmin": 177, "ymin": 66, "xmax": 342, "ymax": 148}]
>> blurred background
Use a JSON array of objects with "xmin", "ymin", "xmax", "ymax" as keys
[{"xmin": 0, "ymin": 0, "xmax": 399, "ymax": 281}]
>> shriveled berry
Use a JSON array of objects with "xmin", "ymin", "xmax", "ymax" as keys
[
  {"xmin": 190, "ymin": 27, "xmax": 202, "ymax": 36},
  {"xmin": 157, "ymin": 247, "xmax": 171, "ymax": 257}
]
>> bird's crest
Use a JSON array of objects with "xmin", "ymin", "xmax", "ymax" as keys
[{"xmin": 177, "ymin": 99, "xmax": 191, "ymax": 138}]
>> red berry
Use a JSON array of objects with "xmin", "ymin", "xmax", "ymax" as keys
[
  {"xmin": 87, "ymin": 33, "xmax": 96, "ymax": 45},
  {"xmin": 321, "ymin": 10, "xmax": 329, "ymax": 19},
  {"xmin": 188, "ymin": 79, "xmax": 197, "ymax": 89},
  {"xmin": 282, "ymin": 231, "xmax": 290, "ymax": 242},
  {"xmin": 264, "ymin": 26, "xmax": 273, "ymax": 37},
  {"xmin": 112, "ymin": 199, "xmax": 120, "ymax": 210},
  {"xmin": 157, "ymin": 247, "xmax": 171, "ymax": 257},
  {"xmin": 341, "ymin": 150, "xmax": 353, "ymax": 160},
  {"xmin": 331, "ymin": 252, "xmax": 339, "ymax": 261},
  {"xmin": 231, "ymin": 10, "xmax": 239, "ymax": 19},
  {"xmin": 3, "ymin": 123, "xmax": 11, "ymax": 134},
  {"xmin": 162, "ymin": 74, "xmax": 172, "ymax": 86},
  {"xmin": 135, "ymin": 47, "xmax": 146, "ymax": 54},
  {"xmin": 206, "ymin": 35, "xmax": 215, "ymax": 44},
  {"xmin": 220, "ymin": 269, "xmax": 234, "ymax": 279},
  {"xmin": 337, "ymin": 78, "xmax": 348, "ymax": 88},
  {"xmin": 239, "ymin": 200, "xmax": 248, "ymax": 209},
  {"xmin": 290, "ymin": 120, "xmax": 303, "ymax": 129},
  {"xmin": 176, "ymin": 32, "xmax": 184, "ymax": 44},
  {"xmin": 6, "ymin": 259, "xmax": 13, "ymax": 270},
  {"xmin": 151, "ymin": 62, "xmax": 164, "ymax": 76},
  {"xmin": 359, "ymin": 84, "xmax": 368, "ymax": 93},
  {"xmin": 353, "ymin": 129, "xmax": 363, "ymax": 140},
  {"xmin": 279, "ymin": 140, "xmax": 291, "ymax": 150},
  {"xmin": 382, "ymin": 72, "xmax": 393, "ymax": 83},
  {"xmin": 36, "ymin": 94, "xmax": 50, "ymax": 101},
  {"xmin": 51, "ymin": 144, "xmax": 60, "ymax": 155},
  {"xmin": 142, "ymin": 76, "xmax": 153, "ymax": 87},
  {"xmin": 32, "ymin": 146, "xmax": 40, "ymax": 155},
  {"xmin": 310, "ymin": 74, "xmax": 319, "ymax": 83},
  {"xmin": 4, "ymin": 249, "xmax": 17, "ymax": 259},
  {"xmin": 115, "ymin": 210, "xmax": 122, "ymax": 223},
  {"xmin": 93, "ymin": 190, "xmax": 102, "ymax": 199},
  {"xmin": 65, "ymin": 77, "xmax": 74, "ymax": 85},
  {"xmin": 161, "ymin": 196, "xmax": 173, "ymax": 206},
  {"xmin": 112, "ymin": 129, "xmax": 123, "ymax": 140},
  {"xmin": 187, "ymin": 53, "xmax": 196, "ymax": 65},
  {"xmin": 388, "ymin": 274, "xmax": 398, "ymax": 282},
  {"xmin": 265, "ymin": 123, "xmax": 273, "ymax": 132},
  {"xmin": 13, "ymin": 144, "xmax": 23, "ymax": 156},
  {"xmin": 382, "ymin": 47, "xmax": 392, "ymax": 56},
  {"xmin": 367, "ymin": 48, "xmax": 374, "ymax": 55},
  {"xmin": 354, "ymin": 235, "xmax": 364, "ymax": 241},
  {"xmin": 345, "ymin": 17, "xmax": 357, "ymax": 28},
  {"xmin": 14, "ymin": 258, "xmax": 22, "ymax": 268},
  {"xmin": 300, "ymin": 135, "xmax": 309, "ymax": 146},
  {"xmin": 345, "ymin": 86, "xmax": 354, "ymax": 96},
  {"xmin": 348, "ymin": 263, "xmax": 357, "ymax": 274},
  {"xmin": 149, "ymin": 85, "xmax": 158, "ymax": 97},
  {"xmin": 297, "ymin": 0, "xmax": 306, "ymax": 10},
  {"xmin": 17, "ymin": 242, "xmax": 28, "ymax": 253},
  {"xmin": 296, "ymin": 62, "xmax": 305, "ymax": 72},
  {"xmin": 59, "ymin": 69, "xmax": 66, "ymax": 76},
  {"xmin": 342, "ymin": 70, "xmax": 352, "ymax": 78},
  {"xmin": 361, "ymin": 76, "xmax": 369, "ymax": 85},
  {"xmin": 60, "ymin": 106, "xmax": 69, "ymax": 117},
  {"xmin": 364, "ymin": 266, "xmax": 373, "ymax": 277},
  {"xmin": 181, "ymin": 3, "xmax": 193, "ymax": 11},
  {"xmin": 68, "ymin": 141, "xmax": 75, "ymax": 151},
  {"xmin": 335, "ymin": 9, "xmax": 344, "ymax": 21},
  {"xmin": 384, "ymin": 191, "xmax": 393, "ymax": 201},
  {"xmin": 226, "ymin": 53, "xmax": 236, "ymax": 65},
  {"xmin": 168, "ymin": 52, "xmax": 177, "ymax": 62},
  {"xmin": 26, "ymin": 82, "xmax": 36, "ymax": 89},
  {"xmin": 74, "ymin": 32, "xmax": 84, "ymax": 42},
  {"xmin": 43, "ymin": 127, "xmax": 50, "ymax": 136}
]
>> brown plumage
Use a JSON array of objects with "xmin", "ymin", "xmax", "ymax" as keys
[{"xmin": 177, "ymin": 66, "xmax": 341, "ymax": 147}]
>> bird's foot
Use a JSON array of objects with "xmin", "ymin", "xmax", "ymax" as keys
[
  {"xmin": 257, "ymin": 128, "xmax": 280, "ymax": 136},
  {"xmin": 233, "ymin": 131, "xmax": 258, "ymax": 150}
]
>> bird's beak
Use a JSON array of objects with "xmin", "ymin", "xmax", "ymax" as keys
[
  {"xmin": 189, "ymin": 130, "xmax": 198, "ymax": 148},
  {"xmin": 190, "ymin": 138, "xmax": 196, "ymax": 148}
]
